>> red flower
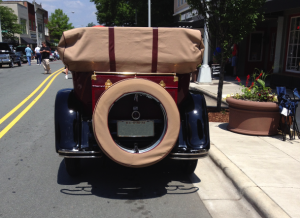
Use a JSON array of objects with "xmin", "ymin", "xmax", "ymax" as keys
[
  {"xmin": 235, "ymin": 76, "xmax": 241, "ymax": 83},
  {"xmin": 246, "ymin": 75, "xmax": 250, "ymax": 87},
  {"xmin": 249, "ymin": 82, "xmax": 255, "ymax": 90},
  {"xmin": 258, "ymin": 93, "xmax": 261, "ymax": 96},
  {"xmin": 256, "ymin": 73, "xmax": 263, "ymax": 81}
]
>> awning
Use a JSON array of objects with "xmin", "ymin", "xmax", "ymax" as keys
[{"xmin": 21, "ymin": 37, "xmax": 36, "ymax": 44}]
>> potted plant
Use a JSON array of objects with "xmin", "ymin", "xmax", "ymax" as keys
[{"xmin": 225, "ymin": 70, "xmax": 279, "ymax": 136}]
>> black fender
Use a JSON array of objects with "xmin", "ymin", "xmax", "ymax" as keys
[
  {"xmin": 54, "ymin": 89, "xmax": 80, "ymax": 152},
  {"xmin": 178, "ymin": 91, "xmax": 210, "ymax": 151}
]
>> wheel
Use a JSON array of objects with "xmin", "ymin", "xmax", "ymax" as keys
[
  {"xmin": 18, "ymin": 60, "xmax": 22, "ymax": 67},
  {"xmin": 64, "ymin": 158, "xmax": 81, "ymax": 176},
  {"xmin": 182, "ymin": 160, "xmax": 198, "ymax": 175},
  {"xmin": 0, "ymin": 64, "xmax": 2, "ymax": 68},
  {"xmin": 10, "ymin": 60, "xmax": 14, "ymax": 68}
]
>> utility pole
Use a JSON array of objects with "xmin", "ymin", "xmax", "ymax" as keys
[
  {"xmin": 33, "ymin": 0, "xmax": 39, "ymax": 46},
  {"xmin": 148, "ymin": 0, "xmax": 151, "ymax": 27}
]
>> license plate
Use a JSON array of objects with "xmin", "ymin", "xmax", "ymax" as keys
[{"xmin": 117, "ymin": 120, "xmax": 154, "ymax": 137}]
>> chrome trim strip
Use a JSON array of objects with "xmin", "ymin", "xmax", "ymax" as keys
[
  {"xmin": 170, "ymin": 151, "xmax": 208, "ymax": 156},
  {"xmin": 169, "ymin": 157, "xmax": 205, "ymax": 160},
  {"xmin": 58, "ymin": 149, "xmax": 101, "ymax": 154},
  {"xmin": 60, "ymin": 155, "xmax": 102, "ymax": 159}
]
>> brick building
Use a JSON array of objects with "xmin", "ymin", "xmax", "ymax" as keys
[{"xmin": 1, "ymin": 1, "xmax": 49, "ymax": 46}]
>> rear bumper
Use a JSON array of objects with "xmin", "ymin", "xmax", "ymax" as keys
[
  {"xmin": 58, "ymin": 149, "xmax": 102, "ymax": 158},
  {"xmin": 0, "ymin": 59, "xmax": 11, "ymax": 64},
  {"xmin": 58, "ymin": 148, "xmax": 208, "ymax": 160},
  {"xmin": 169, "ymin": 149, "xmax": 208, "ymax": 160}
]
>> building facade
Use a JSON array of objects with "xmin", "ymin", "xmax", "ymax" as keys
[
  {"xmin": 236, "ymin": 0, "xmax": 300, "ymax": 77},
  {"xmin": 173, "ymin": 0, "xmax": 204, "ymax": 33},
  {"xmin": 173, "ymin": 0, "xmax": 300, "ymax": 80},
  {"xmin": 1, "ymin": 1, "xmax": 49, "ymax": 46}
]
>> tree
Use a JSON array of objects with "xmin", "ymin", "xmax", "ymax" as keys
[
  {"xmin": 46, "ymin": 9, "xmax": 74, "ymax": 43},
  {"xmin": 187, "ymin": 0, "xmax": 266, "ymax": 111},
  {"xmin": 87, "ymin": 22, "xmax": 96, "ymax": 27},
  {"xmin": 90, "ymin": 0, "xmax": 174, "ymax": 27},
  {"xmin": 0, "ymin": 4, "xmax": 22, "ymax": 42}
]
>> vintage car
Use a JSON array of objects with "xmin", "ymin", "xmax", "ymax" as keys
[
  {"xmin": 0, "ymin": 43, "xmax": 22, "ymax": 67},
  {"xmin": 56, "ymin": 27, "xmax": 210, "ymax": 176}
]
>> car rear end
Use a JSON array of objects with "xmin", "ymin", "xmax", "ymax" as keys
[{"xmin": 54, "ymin": 27, "xmax": 210, "ymax": 176}]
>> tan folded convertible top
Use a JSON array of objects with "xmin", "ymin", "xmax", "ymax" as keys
[{"xmin": 57, "ymin": 27, "xmax": 204, "ymax": 74}]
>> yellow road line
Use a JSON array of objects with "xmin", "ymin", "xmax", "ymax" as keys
[
  {"xmin": 0, "ymin": 68, "xmax": 64, "ymax": 125},
  {"xmin": 0, "ymin": 71, "xmax": 62, "ymax": 139}
]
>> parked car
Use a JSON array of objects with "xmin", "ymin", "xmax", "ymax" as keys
[
  {"xmin": 0, "ymin": 42, "xmax": 22, "ymax": 67},
  {"xmin": 55, "ymin": 27, "xmax": 210, "ymax": 176},
  {"xmin": 15, "ymin": 46, "xmax": 27, "ymax": 63},
  {"xmin": 15, "ymin": 51, "xmax": 27, "ymax": 63}
]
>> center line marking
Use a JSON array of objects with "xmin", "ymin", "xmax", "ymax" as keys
[
  {"xmin": 0, "ymin": 70, "xmax": 62, "ymax": 139},
  {"xmin": 0, "ymin": 68, "xmax": 63, "ymax": 125}
]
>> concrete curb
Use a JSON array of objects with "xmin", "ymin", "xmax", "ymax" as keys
[
  {"xmin": 189, "ymin": 85, "xmax": 229, "ymax": 106},
  {"xmin": 208, "ymin": 144, "xmax": 291, "ymax": 218}
]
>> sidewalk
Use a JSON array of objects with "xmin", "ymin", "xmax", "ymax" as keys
[{"xmin": 190, "ymin": 76, "xmax": 300, "ymax": 218}]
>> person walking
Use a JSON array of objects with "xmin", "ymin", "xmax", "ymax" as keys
[
  {"xmin": 232, "ymin": 43, "xmax": 238, "ymax": 76},
  {"xmin": 64, "ymin": 66, "xmax": 69, "ymax": 79},
  {"xmin": 40, "ymin": 42, "xmax": 51, "ymax": 74},
  {"xmin": 35, "ymin": 45, "xmax": 41, "ymax": 65},
  {"xmin": 25, "ymin": 44, "xmax": 32, "ymax": 66}
]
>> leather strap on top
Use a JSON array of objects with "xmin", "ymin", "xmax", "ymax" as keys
[
  {"xmin": 152, "ymin": 28, "xmax": 158, "ymax": 73},
  {"xmin": 109, "ymin": 27, "xmax": 116, "ymax": 72}
]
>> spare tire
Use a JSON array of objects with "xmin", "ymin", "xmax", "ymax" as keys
[{"xmin": 93, "ymin": 78, "xmax": 180, "ymax": 168}]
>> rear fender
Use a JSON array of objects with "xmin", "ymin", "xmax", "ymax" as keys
[
  {"xmin": 178, "ymin": 91, "xmax": 210, "ymax": 151},
  {"xmin": 54, "ymin": 89, "xmax": 80, "ymax": 152}
]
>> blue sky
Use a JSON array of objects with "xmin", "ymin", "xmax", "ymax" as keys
[{"xmin": 39, "ymin": 0, "xmax": 98, "ymax": 27}]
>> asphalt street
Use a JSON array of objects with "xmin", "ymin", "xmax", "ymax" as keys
[{"xmin": 0, "ymin": 61, "xmax": 212, "ymax": 218}]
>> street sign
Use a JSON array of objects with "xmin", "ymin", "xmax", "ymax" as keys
[{"xmin": 1, "ymin": 30, "xmax": 8, "ymax": 33}]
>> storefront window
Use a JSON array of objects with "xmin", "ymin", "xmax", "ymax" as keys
[
  {"xmin": 20, "ymin": 19, "xmax": 26, "ymax": 34},
  {"xmin": 286, "ymin": 16, "xmax": 300, "ymax": 72}
]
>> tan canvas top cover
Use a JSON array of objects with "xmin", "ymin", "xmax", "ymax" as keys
[{"xmin": 57, "ymin": 27, "xmax": 204, "ymax": 74}]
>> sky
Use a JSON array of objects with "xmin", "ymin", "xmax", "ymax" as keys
[{"xmin": 38, "ymin": 0, "xmax": 98, "ymax": 27}]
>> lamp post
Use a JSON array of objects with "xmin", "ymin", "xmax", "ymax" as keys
[
  {"xmin": 197, "ymin": 14, "xmax": 212, "ymax": 83},
  {"xmin": 148, "ymin": 0, "xmax": 151, "ymax": 27}
]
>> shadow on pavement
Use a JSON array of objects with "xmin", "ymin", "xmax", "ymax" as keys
[
  {"xmin": 57, "ymin": 157, "xmax": 201, "ymax": 200},
  {"xmin": 217, "ymin": 123, "xmax": 229, "ymax": 131}
]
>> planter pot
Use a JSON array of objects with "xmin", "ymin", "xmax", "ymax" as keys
[{"xmin": 226, "ymin": 97, "xmax": 280, "ymax": 136}]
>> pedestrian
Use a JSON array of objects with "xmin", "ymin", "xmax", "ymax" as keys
[
  {"xmin": 232, "ymin": 43, "xmax": 238, "ymax": 76},
  {"xmin": 64, "ymin": 66, "xmax": 69, "ymax": 79},
  {"xmin": 40, "ymin": 42, "xmax": 51, "ymax": 74},
  {"xmin": 54, "ymin": 50, "xmax": 58, "ymax": 61},
  {"xmin": 25, "ymin": 44, "xmax": 32, "ymax": 66},
  {"xmin": 35, "ymin": 45, "xmax": 41, "ymax": 65}
]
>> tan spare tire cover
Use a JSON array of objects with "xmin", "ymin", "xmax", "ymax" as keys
[{"xmin": 93, "ymin": 78, "xmax": 180, "ymax": 168}]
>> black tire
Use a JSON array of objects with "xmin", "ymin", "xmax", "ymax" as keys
[
  {"xmin": 182, "ymin": 160, "xmax": 198, "ymax": 175},
  {"xmin": 64, "ymin": 158, "xmax": 81, "ymax": 176},
  {"xmin": 0, "ymin": 64, "xmax": 2, "ymax": 68},
  {"xmin": 18, "ymin": 60, "xmax": 22, "ymax": 67}
]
